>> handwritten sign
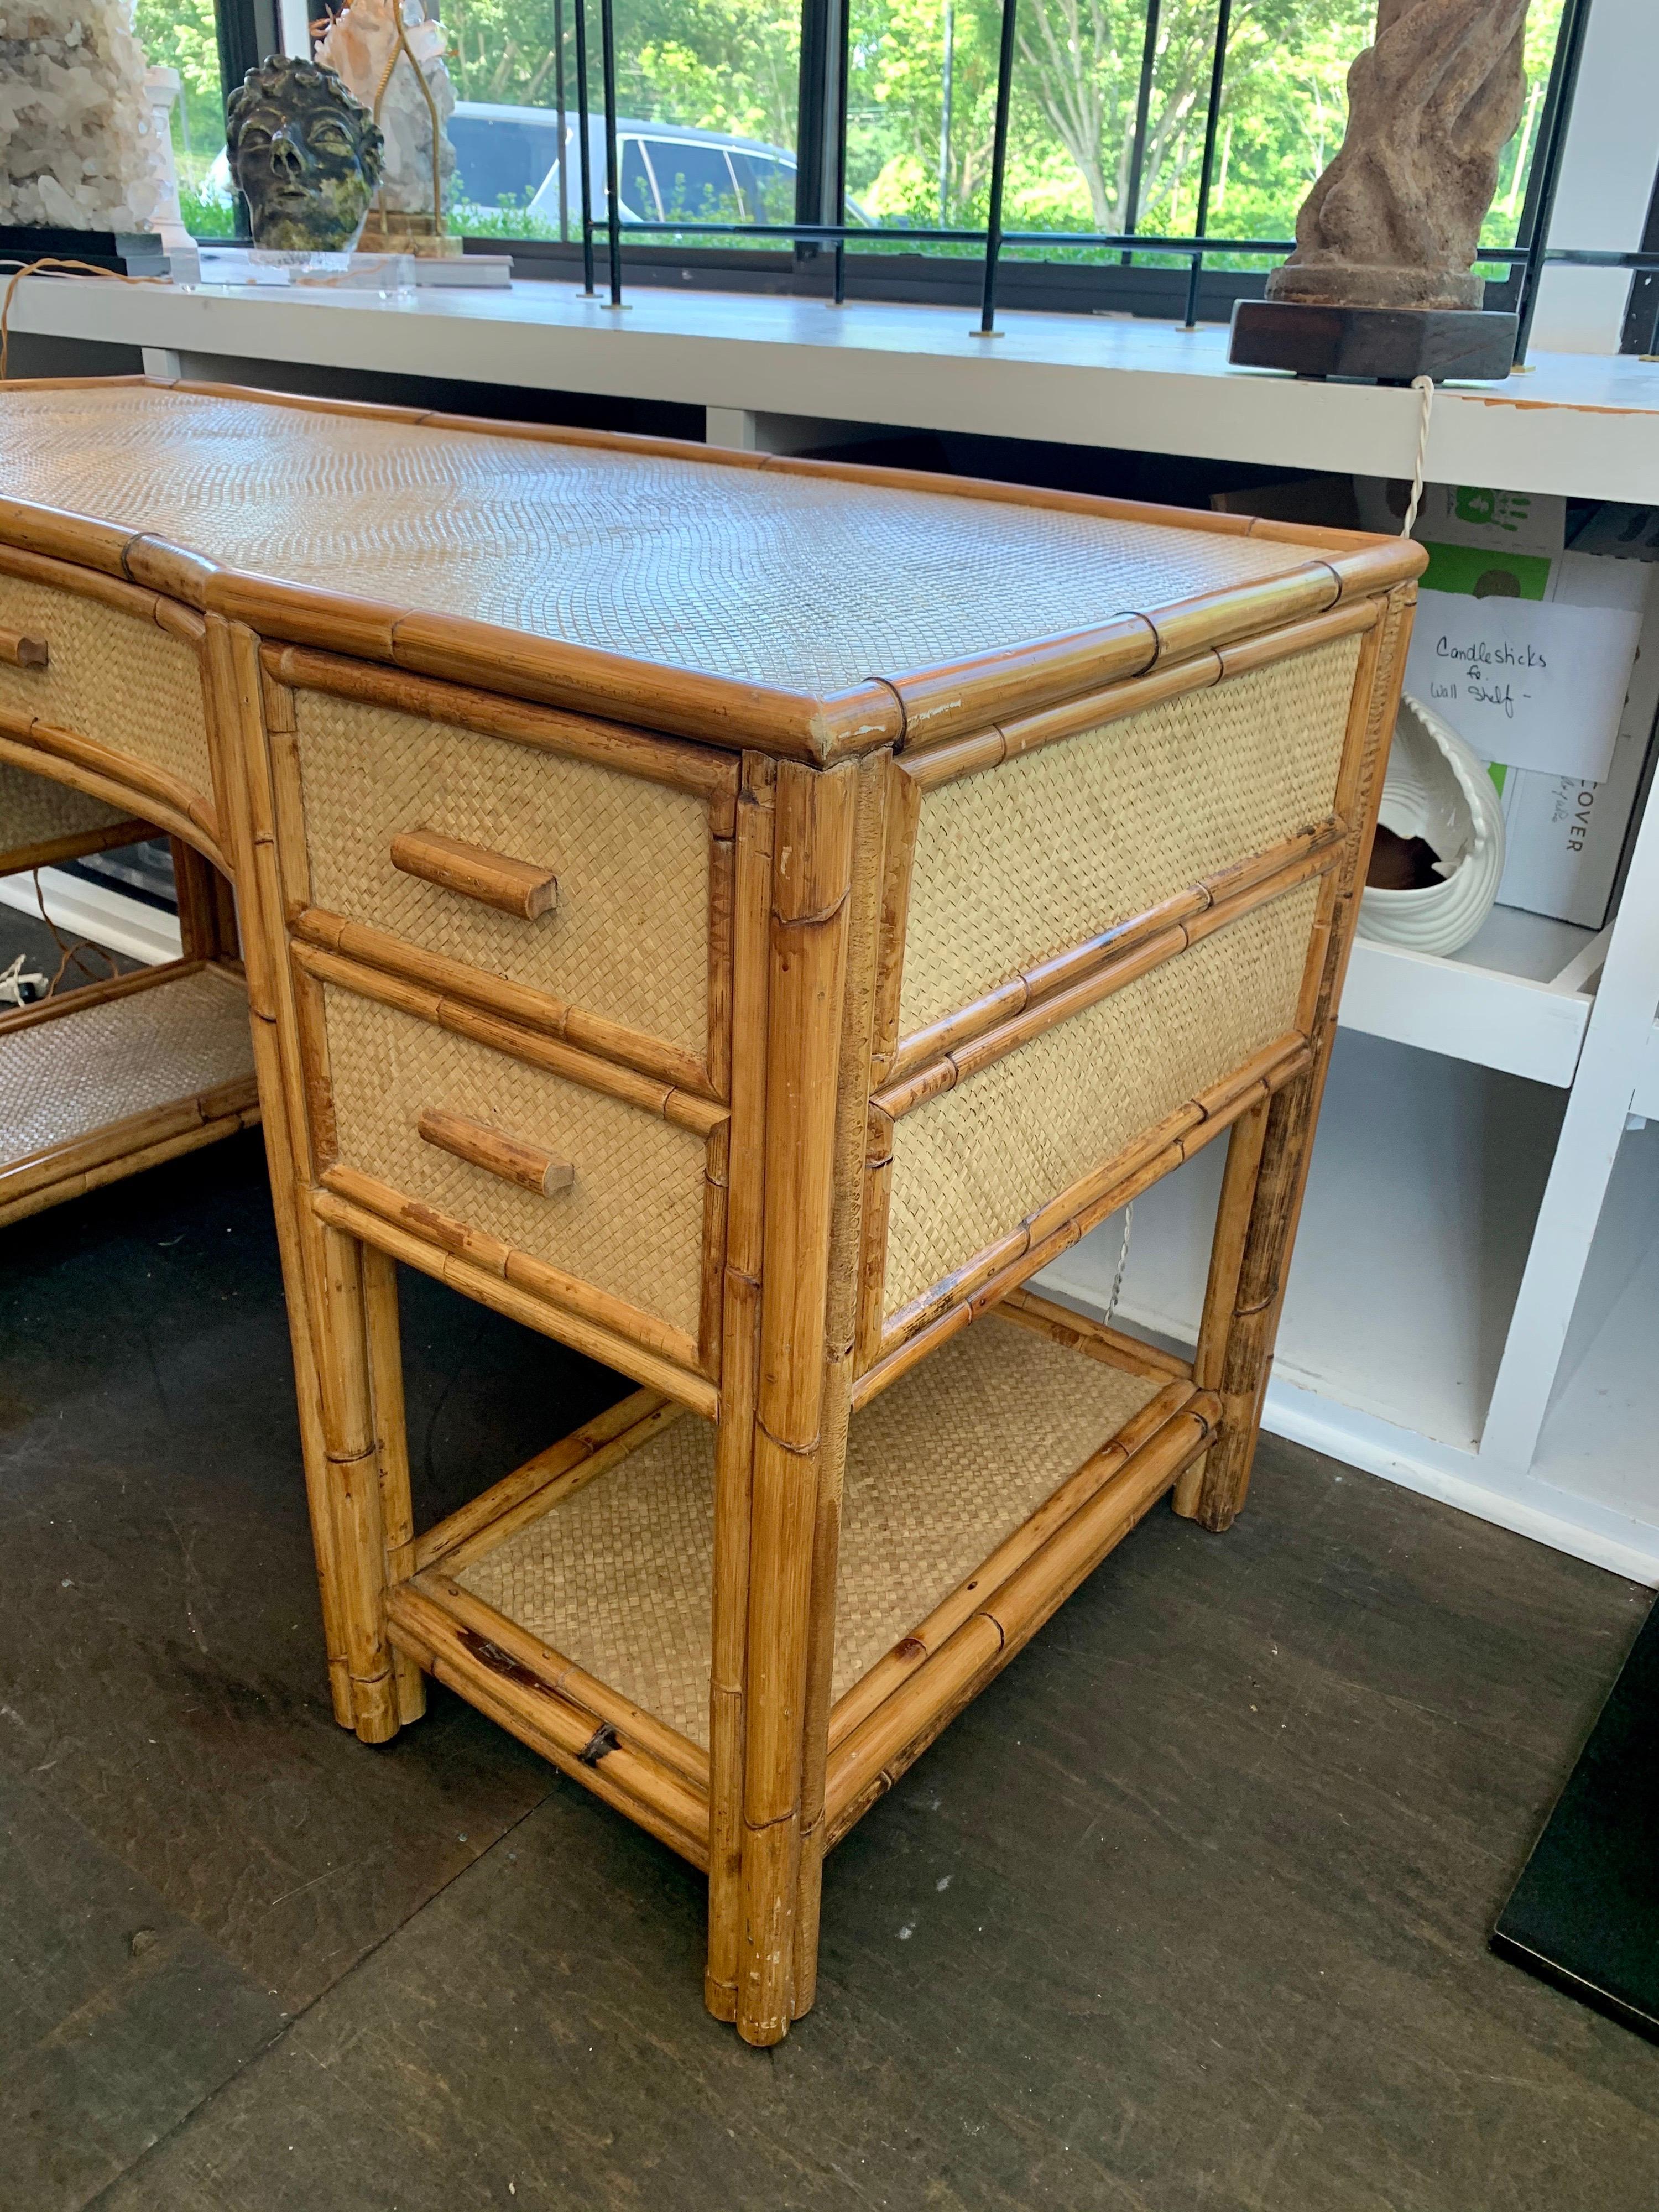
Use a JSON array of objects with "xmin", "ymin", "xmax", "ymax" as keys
[{"xmin": 1402, "ymin": 588, "xmax": 1642, "ymax": 783}]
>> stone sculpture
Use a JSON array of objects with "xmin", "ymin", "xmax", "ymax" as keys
[
  {"xmin": 0, "ymin": 0, "xmax": 165, "ymax": 230},
  {"xmin": 1229, "ymin": 0, "xmax": 1531, "ymax": 380},
  {"xmin": 225, "ymin": 54, "xmax": 385, "ymax": 254},
  {"xmin": 315, "ymin": 0, "xmax": 455, "ymax": 228},
  {"xmin": 1267, "ymin": 0, "xmax": 1529, "ymax": 314}
]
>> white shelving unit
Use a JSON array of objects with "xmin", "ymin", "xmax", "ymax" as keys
[{"xmin": 11, "ymin": 192, "xmax": 1659, "ymax": 1578}]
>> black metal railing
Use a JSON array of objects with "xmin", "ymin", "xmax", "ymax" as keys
[
  {"xmin": 223, "ymin": 0, "xmax": 1659, "ymax": 361},
  {"xmin": 534, "ymin": 0, "xmax": 1653, "ymax": 366}
]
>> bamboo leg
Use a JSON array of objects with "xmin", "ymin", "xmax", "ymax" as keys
[
  {"xmin": 248, "ymin": 1005, "xmax": 354, "ymax": 1727},
  {"xmin": 309, "ymin": 1217, "xmax": 401, "ymax": 1744},
  {"xmin": 200, "ymin": 619, "xmax": 355, "ymax": 1724},
  {"xmin": 1181, "ymin": 1069, "xmax": 1317, "ymax": 1529},
  {"xmin": 363, "ymin": 1240, "xmax": 425, "ymax": 1726},
  {"xmin": 789, "ymin": 752, "xmax": 888, "ymax": 2020},
  {"xmin": 1178, "ymin": 586, "xmax": 1413, "ymax": 1532},
  {"xmin": 1173, "ymin": 1096, "xmax": 1270, "ymax": 1521},
  {"xmin": 205, "ymin": 613, "xmax": 397, "ymax": 1740},
  {"xmin": 706, "ymin": 758, "xmax": 775, "ymax": 2023},
  {"xmin": 170, "ymin": 836, "xmax": 222, "ymax": 959},
  {"xmin": 735, "ymin": 759, "xmax": 858, "ymax": 2048}
]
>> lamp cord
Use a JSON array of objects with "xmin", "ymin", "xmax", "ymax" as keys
[{"xmin": 1401, "ymin": 373, "xmax": 1434, "ymax": 537}]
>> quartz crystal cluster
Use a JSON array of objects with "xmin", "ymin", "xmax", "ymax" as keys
[
  {"xmin": 315, "ymin": 0, "xmax": 455, "ymax": 217},
  {"xmin": 1, "ymin": 2, "xmax": 164, "ymax": 229}
]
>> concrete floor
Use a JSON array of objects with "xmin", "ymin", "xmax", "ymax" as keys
[{"xmin": 2, "ymin": 1128, "xmax": 1656, "ymax": 2212}]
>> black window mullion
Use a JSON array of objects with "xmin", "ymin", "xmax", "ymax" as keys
[
  {"xmin": 213, "ymin": 0, "xmax": 284, "ymax": 241},
  {"xmin": 213, "ymin": 0, "xmax": 282, "ymax": 107},
  {"xmin": 1621, "ymin": 153, "xmax": 1659, "ymax": 353},
  {"xmin": 794, "ymin": 0, "xmax": 846, "ymax": 264}
]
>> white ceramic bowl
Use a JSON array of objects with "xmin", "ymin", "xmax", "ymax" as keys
[{"xmin": 1357, "ymin": 692, "xmax": 1506, "ymax": 957}]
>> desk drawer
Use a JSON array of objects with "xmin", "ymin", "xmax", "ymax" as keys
[
  {"xmin": 289, "ymin": 687, "xmax": 717, "ymax": 1072},
  {"xmin": 318, "ymin": 977, "xmax": 712, "ymax": 1360},
  {"xmin": 896, "ymin": 633, "xmax": 1362, "ymax": 1043},
  {"xmin": 0, "ymin": 565, "xmax": 211, "ymax": 805},
  {"xmin": 878, "ymin": 880, "xmax": 1320, "ymax": 1331}
]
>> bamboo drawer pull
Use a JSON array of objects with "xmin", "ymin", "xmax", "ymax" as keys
[
  {"xmin": 390, "ymin": 826, "xmax": 558, "ymax": 920},
  {"xmin": 418, "ymin": 1108, "xmax": 575, "ymax": 1197},
  {"xmin": 0, "ymin": 627, "xmax": 49, "ymax": 670}
]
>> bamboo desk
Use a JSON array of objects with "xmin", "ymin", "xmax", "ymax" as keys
[{"xmin": 0, "ymin": 378, "xmax": 1422, "ymax": 2044}]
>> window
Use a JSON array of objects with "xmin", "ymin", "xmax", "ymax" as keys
[
  {"xmin": 842, "ymin": 0, "xmax": 1566, "ymax": 286},
  {"xmin": 133, "ymin": 0, "xmax": 236, "ymax": 235},
  {"xmin": 162, "ymin": 0, "xmax": 1616, "ymax": 347},
  {"xmin": 442, "ymin": 0, "xmax": 802, "ymax": 239}
]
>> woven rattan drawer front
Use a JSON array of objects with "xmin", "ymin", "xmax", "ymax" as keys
[
  {"xmin": 321, "ymin": 982, "xmax": 709, "ymax": 1344},
  {"xmin": 0, "ymin": 758, "xmax": 132, "ymax": 859},
  {"xmin": 0, "ymin": 571, "xmax": 211, "ymax": 802},
  {"xmin": 293, "ymin": 690, "xmax": 712, "ymax": 1065},
  {"xmin": 883, "ymin": 881, "xmax": 1320, "ymax": 1323},
  {"xmin": 898, "ymin": 637, "xmax": 1362, "ymax": 1040}
]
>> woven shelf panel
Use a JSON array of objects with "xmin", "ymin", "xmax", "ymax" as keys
[
  {"xmin": 0, "ymin": 758, "xmax": 131, "ymax": 856},
  {"xmin": 456, "ymin": 1315, "xmax": 1162, "ymax": 1746},
  {"xmin": 3, "ymin": 388, "xmax": 1315, "ymax": 697},
  {"xmin": 323, "ymin": 983, "xmax": 708, "ymax": 1338},
  {"xmin": 294, "ymin": 691, "xmax": 711, "ymax": 1058},
  {"xmin": 0, "ymin": 965, "xmax": 251, "ymax": 1164},
  {"xmin": 885, "ymin": 880, "xmax": 1319, "ymax": 1318},
  {"xmin": 0, "ymin": 570, "xmax": 210, "ymax": 800},
  {"xmin": 899, "ymin": 637, "xmax": 1362, "ymax": 1035}
]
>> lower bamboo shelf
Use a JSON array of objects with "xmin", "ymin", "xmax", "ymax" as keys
[
  {"xmin": 0, "ymin": 958, "xmax": 259, "ymax": 1227},
  {"xmin": 389, "ymin": 1305, "xmax": 1219, "ymax": 1869}
]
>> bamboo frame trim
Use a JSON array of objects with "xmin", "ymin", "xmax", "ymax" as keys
[
  {"xmin": 388, "ymin": 1577, "xmax": 709, "ymax": 1865},
  {"xmin": 411, "ymin": 1389, "xmax": 685, "ymax": 1575},
  {"xmin": 999, "ymin": 1286, "xmax": 1191, "ymax": 1382},
  {"xmin": 883, "ymin": 819, "xmax": 1344, "ymax": 1094},
  {"xmin": 0, "ymin": 815, "xmax": 156, "ymax": 878},
  {"xmin": 889, "ymin": 599, "xmax": 1385, "ymax": 793},
  {"xmin": 263, "ymin": 643, "xmax": 742, "ymax": 821},
  {"xmin": 855, "ymin": 1033, "xmax": 1312, "ymax": 1404},
  {"xmin": 874, "ymin": 841, "xmax": 1340, "ymax": 1121},
  {"xmin": 312, "ymin": 1184, "xmax": 720, "ymax": 1417},
  {"xmin": 0, "ymin": 1071, "xmax": 259, "ymax": 1206},
  {"xmin": 291, "ymin": 907, "xmax": 716, "ymax": 1102},
  {"xmin": 291, "ymin": 938, "xmax": 728, "ymax": 1136},
  {"xmin": 409, "ymin": 1571, "xmax": 712, "ymax": 1793},
  {"xmin": 827, "ymin": 1368, "xmax": 1197, "ymax": 1757},
  {"xmin": 0, "ymin": 708, "xmax": 222, "ymax": 865},
  {"xmin": 0, "ymin": 951, "xmax": 212, "ymax": 1036},
  {"xmin": 0, "ymin": 1104, "xmax": 261, "ymax": 1229},
  {"xmin": 320, "ymin": 1160, "xmax": 706, "ymax": 1376},
  {"xmin": 823, "ymin": 1390, "xmax": 1220, "ymax": 1842},
  {"xmin": 1, "ymin": 382, "xmax": 1426, "ymax": 765}
]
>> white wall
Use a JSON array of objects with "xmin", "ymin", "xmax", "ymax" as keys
[{"xmin": 1528, "ymin": 0, "xmax": 1659, "ymax": 353}]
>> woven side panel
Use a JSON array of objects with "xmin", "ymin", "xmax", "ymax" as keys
[
  {"xmin": 899, "ymin": 638, "xmax": 1362, "ymax": 1035},
  {"xmin": 0, "ymin": 758, "xmax": 130, "ymax": 855},
  {"xmin": 0, "ymin": 573, "xmax": 210, "ymax": 801},
  {"xmin": 885, "ymin": 880, "xmax": 1320, "ymax": 1318},
  {"xmin": 294, "ymin": 692, "xmax": 710, "ymax": 1059},
  {"xmin": 5, "ymin": 386, "xmax": 1315, "ymax": 698},
  {"xmin": 457, "ymin": 1315, "xmax": 1161, "ymax": 1747},
  {"xmin": 0, "ymin": 966, "xmax": 251, "ymax": 1162},
  {"xmin": 323, "ymin": 984, "xmax": 707, "ymax": 1338}
]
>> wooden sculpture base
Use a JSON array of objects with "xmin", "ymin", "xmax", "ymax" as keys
[{"xmin": 1229, "ymin": 299, "xmax": 1518, "ymax": 384}]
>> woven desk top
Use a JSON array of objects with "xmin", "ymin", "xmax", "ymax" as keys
[{"xmin": 7, "ymin": 382, "xmax": 1337, "ymax": 676}]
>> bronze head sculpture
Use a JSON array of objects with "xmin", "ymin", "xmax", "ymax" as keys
[{"xmin": 226, "ymin": 55, "xmax": 386, "ymax": 252}]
